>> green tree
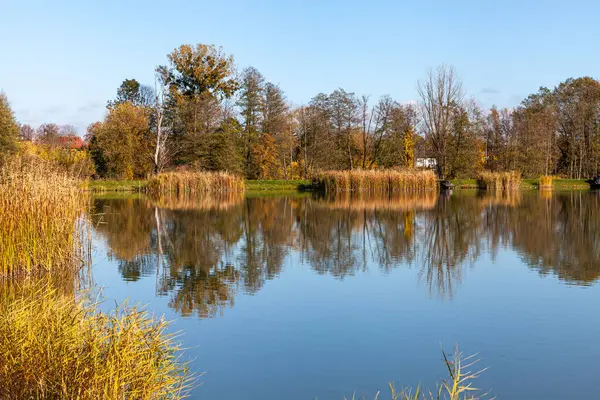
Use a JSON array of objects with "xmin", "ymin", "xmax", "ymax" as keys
[
  {"xmin": 109, "ymin": 79, "xmax": 155, "ymax": 108},
  {"xmin": 158, "ymin": 44, "xmax": 240, "ymax": 167},
  {"xmin": 0, "ymin": 93, "xmax": 20, "ymax": 155}
]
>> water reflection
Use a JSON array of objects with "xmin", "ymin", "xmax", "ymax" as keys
[{"xmin": 92, "ymin": 190, "xmax": 600, "ymax": 317}]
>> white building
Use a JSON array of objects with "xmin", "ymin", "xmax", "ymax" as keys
[{"xmin": 415, "ymin": 158, "xmax": 437, "ymax": 169}]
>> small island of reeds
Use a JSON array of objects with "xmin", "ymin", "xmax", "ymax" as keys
[{"xmin": 313, "ymin": 169, "xmax": 438, "ymax": 193}]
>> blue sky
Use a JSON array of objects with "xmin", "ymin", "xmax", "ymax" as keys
[{"xmin": 1, "ymin": 0, "xmax": 599, "ymax": 135}]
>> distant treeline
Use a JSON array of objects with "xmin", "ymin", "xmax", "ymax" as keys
[{"xmin": 1, "ymin": 43, "xmax": 599, "ymax": 179}]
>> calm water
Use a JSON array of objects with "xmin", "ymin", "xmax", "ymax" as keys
[{"xmin": 90, "ymin": 190, "xmax": 600, "ymax": 399}]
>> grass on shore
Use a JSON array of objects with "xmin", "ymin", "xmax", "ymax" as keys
[
  {"xmin": 87, "ymin": 176, "xmax": 596, "ymax": 194},
  {"xmin": 0, "ymin": 156, "xmax": 87, "ymax": 277},
  {"xmin": 314, "ymin": 169, "xmax": 438, "ymax": 192},
  {"xmin": 0, "ymin": 281, "xmax": 193, "ymax": 399},
  {"xmin": 0, "ymin": 156, "xmax": 194, "ymax": 399},
  {"xmin": 87, "ymin": 179, "xmax": 148, "ymax": 192},
  {"xmin": 245, "ymin": 179, "xmax": 311, "ymax": 191}
]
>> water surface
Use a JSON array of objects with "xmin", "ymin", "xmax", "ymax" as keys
[{"xmin": 91, "ymin": 190, "xmax": 600, "ymax": 399}]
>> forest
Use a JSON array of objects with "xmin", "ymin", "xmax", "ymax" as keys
[{"xmin": 2, "ymin": 43, "xmax": 600, "ymax": 180}]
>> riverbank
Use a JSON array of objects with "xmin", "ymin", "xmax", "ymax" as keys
[{"xmin": 88, "ymin": 177, "xmax": 595, "ymax": 193}]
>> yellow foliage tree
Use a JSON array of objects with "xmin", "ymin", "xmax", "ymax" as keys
[{"xmin": 89, "ymin": 103, "xmax": 153, "ymax": 179}]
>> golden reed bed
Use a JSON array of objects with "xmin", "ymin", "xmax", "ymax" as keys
[
  {"xmin": 313, "ymin": 169, "xmax": 438, "ymax": 193},
  {"xmin": 0, "ymin": 156, "xmax": 87, "ymax": 277},
  {"xmin": 147, "ymin": 170, "xmax": 245, "ymax": 196}
]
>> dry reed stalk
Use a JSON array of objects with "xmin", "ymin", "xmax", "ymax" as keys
[
  {"xmin": 314, "ymin": 169, "xmax": 438, "ymax": 193},
  {"xmin": 0, "ymin": 281, "xmax": 193, "ymax": 399},
  {"xmin": 539, "ymin": 175, "xmax": 553, "ymax": 188},
  {"xmin": 147, "ymin": 170, "xmax": 245, "ymax": 196},
  {"xmin": 0, "ymin": 156, "xmax": 88, "ymax": 277},
  {"xmin": 477, "ymin": 171, "xmax": 521, "ymax": 191}
]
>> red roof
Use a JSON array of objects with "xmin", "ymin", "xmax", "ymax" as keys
[{"xmin": 58, "ymin": 136, "xmax": 86, "ymax": 150}]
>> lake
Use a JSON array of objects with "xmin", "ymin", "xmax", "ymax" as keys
[{"xmin": 90, "ymin": 190, "xmax": 600, "ymax": 399}]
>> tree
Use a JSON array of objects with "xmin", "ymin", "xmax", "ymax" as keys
[
  {"xmin": 87, "ymin": 103, "xmax": 153, "ymax": 179},
  {"xmin": 263, "ymin": 83, "xmax": 294, "ymax": 179},
  {"xmin": 36, "ymin": 123, "xmax": 61, "ymax": 146},
  {"xmin": 448, "ymin": 101, "xmax": 483, "ymax": 178},
  {"xmin": 159, "ymin": 44, "xmax": 238, "ymax": 100},
  {"xmin": 0, "ymin": 93, "xmax": 19, "ymax": 155},
  {"xmin": 158, "ymin": 44, "xmax": 239, "ymax": 167},
  {"xmin": 553, "ymin": 77, "xmax": 600, "ymax": 178},
  {"xmin": 152, "ymin": 71, "xmax": 171, "ymax": 174},
  {"xmin": 109, "ymin": 79, "xmax": 155, "ymax": 108},
  {"xmin": 418, "ymin": 65, "xmax": 464, "ymax": 178},
  {"xmin": 20, "ymin": 124, "xmax": 35, "ymax": 141},
  {"xmin": 237, "ymin": 67, "xmax": 265, "ymax": 177}
]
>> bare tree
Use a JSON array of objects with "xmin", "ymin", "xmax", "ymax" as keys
[
  {"xmin": 417, "ymin": 65, "xmax": 464, "ymax": 178},
  {"xmin": 153, "ymin": 70, "xmax": 170, "ymax": 174},
  {"xmin": 19, "ymin": 124, "xmax": 35, "ymax": 141}
]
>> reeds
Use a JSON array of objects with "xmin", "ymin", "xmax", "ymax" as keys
[
  {"xmin": 314, "ymin": 169, "xmax": 438, "ymax": 193},
  {"xmin": 539, "ymin": 175, "xmax": 553, "ymax": 188},
  {"xmin": 147, "ymin": 170, "xmax": 245, "ymax": 196},
  {"xmin": 1, "ymin": 156, "xmax": 194, "ymax": 399},
  {"xmin": 348, "ymin": 347, "xmax": 490, "ymax": 400},
  {"xmin": 477, "ymin": 171, "xmax": 521, "ymax": 191},
  {"xmin": 0, "ymin": 156, "xmax": 88, "ymax": 277},
  {"xmin": 0, "ymin": 281, "xmax": 193, "ymax": 399}
]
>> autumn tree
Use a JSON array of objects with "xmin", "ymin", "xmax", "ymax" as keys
[
  {"xmin": 0, "ymin": 93, "xmax": 19, "ymax": 155},
  {"xmin": 263, "ymin": 83, "xmax": 295, "ymax": 179},
  {"xmin": 553, "ymin": 77, "xmax": 600, "ymax": 178},
  {"xmin": 447, "ymin": 101, "xmax": 484, "ymax": 178},
  {"xmin": 87, "ymin": 103, "xmax": 153, "ymax": 179},
  {"xmin": 158, "ymin": 44, "xmax": 239, "ymax": 167}
]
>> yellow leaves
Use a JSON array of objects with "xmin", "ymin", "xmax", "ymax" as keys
[{"xmin": 93, "ymin": 103, "xmax": 152, "ymax": 179}]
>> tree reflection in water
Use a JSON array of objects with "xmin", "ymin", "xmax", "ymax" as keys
[{"xmin": 92, "ymin": 190, "xmax": 600, "ymax": 317}]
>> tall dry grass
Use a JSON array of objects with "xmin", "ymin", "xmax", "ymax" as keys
[
  {"xmin": 147, "ymin": 170, "xmax": 245, "ymax": 196},
  {"xmin": 539, "ymin": 175, "xmax": 553, "ymax": 188},
  {"xmin": 0, "ymin": 156, "xmax": 88, "ymax": 277},
  {"xmin": 0, "ymin": 281, "xmax": 193, "ymax": 399},
  {"xmin": 314, "ymin": 169, "xmax": 438, "ymax": 193},
  {"xmin": 477, "ymin": 171, "xmax": 521, "ymax": 191},
  {"xmin": 0, "ymin": 156, "xmax": 194, "ymax": 399}
]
